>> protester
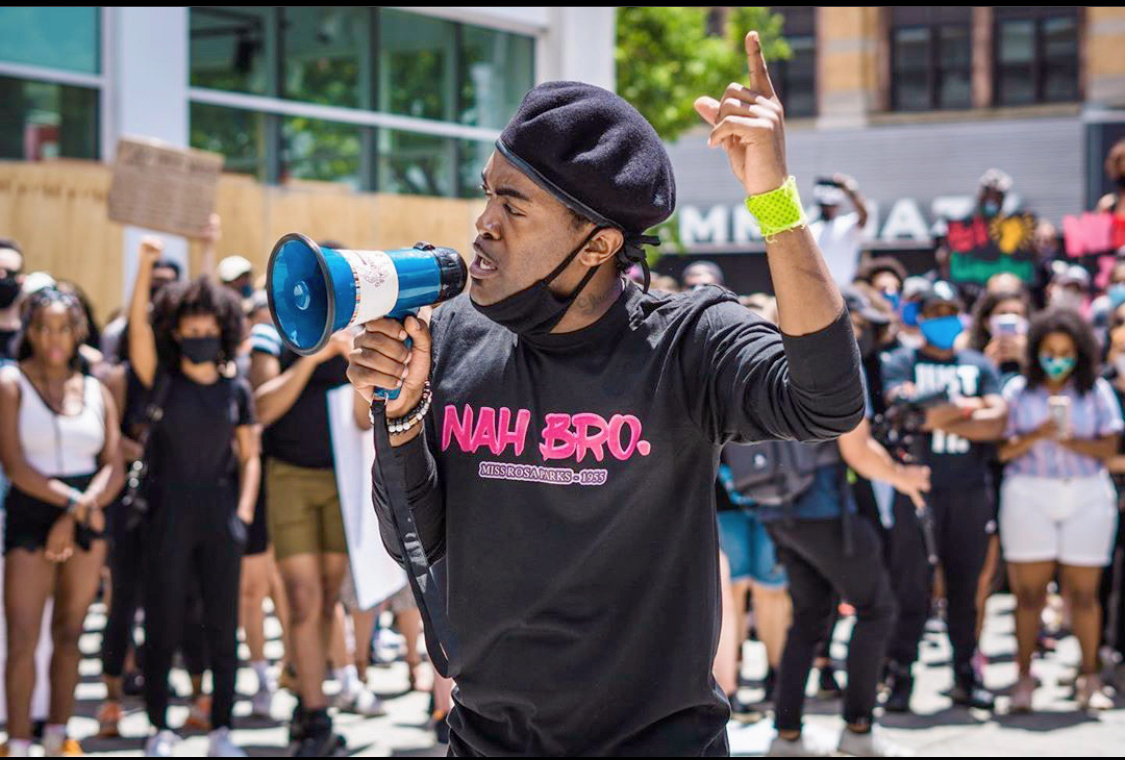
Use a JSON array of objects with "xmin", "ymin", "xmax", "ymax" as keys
[
  {"xmin": 0, "ymin": 287, "xmax": 124, "ymax": 757},
  {"xmin": 809, "ymin": 173, "xmax": 869, "ymax": 286},
  {"xmin": 998, "ymin": 308, "xmax": 1121, "ymax": 712},
  {"xmin": 128, "ymin": 237, "xmax": 259, "ymax": 758}
]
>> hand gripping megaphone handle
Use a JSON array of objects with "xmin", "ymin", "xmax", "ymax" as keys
[{"xmin": 373, "ymin": 308, "xmax": 418, "ymax": 403}]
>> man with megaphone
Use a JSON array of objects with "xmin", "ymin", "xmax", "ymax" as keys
[{"xmin": 345, "ymin": 33, "xmax": 867, "ymax": 757}]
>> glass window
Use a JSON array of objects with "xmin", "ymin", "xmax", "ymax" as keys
[
  {"xmin": 281, "ymin": 116, "xmax": 362, "ymax": 189},
  {"xmin": 378, "ymin": 9, "xmax": 456, "ymax": 121},
  {"xmin": 994, "ymin": 7, "xmax": 1078, "ymax": 106},
  {"xmin": 459, "ymin": 26, "xmax": 535, "ymax": 128},
  {"xmin": 0, "ymin": 7, "xmax": 100, "ymax": 75},
  {"xmin": 281, "ymin": 6, "xmax": 369, "ymax": 109},
  {"xmin": 190, "ymin": 6, "xmax": 272, "ymax": 95},
  {"xmin": 0, "ymin": 76, "xmax": 99, "ymax": 160},
  {"xmin": 890, "ymin": 8, "xmax": 972, "ymax": 112},
  {"xmin": 457, "ymin": 139, "xmax": 493, "ymax": 199},
  {"xmin": 377, "ymin": 130, "xmax": 454, "ymax": 197},
  {"xmin": 189, "ymin": 102, "xmax": 268, "ymax": 180},
  {"xmin": 771, "ymin": 7, "xmax": 817, "ymax": 118}
]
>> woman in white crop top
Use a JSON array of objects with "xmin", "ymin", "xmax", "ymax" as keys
[{"xmin": 0, "ymin": 287, "xmax": 123, "ymax": 756}]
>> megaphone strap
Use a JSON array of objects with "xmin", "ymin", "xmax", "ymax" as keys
[{"xmin": 370, "ymin": 402, "xmax": 461, "ymax": 679}]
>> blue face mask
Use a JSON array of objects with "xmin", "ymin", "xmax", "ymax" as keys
[
  {"xmin": 920, "ymin": 315, "xmax": 963, "ymax": 350},
  {"xmin": 1039, "ymin": 354, "xmax": 1076, "ymax": 381},
  {"xmin": 882, "ymin": 291, "xmax": 901, "ymax": 311},
  {"xmin": 1109, "ymin": 283, "xmax": 1125, "ymax": 311},
  {"xmin": 982, "ymin": 201, "xmax": 1001, "ymax": 217},
  {"xmin": 902, "ymin": 301, "xmax": 921, "ymax": 328}
]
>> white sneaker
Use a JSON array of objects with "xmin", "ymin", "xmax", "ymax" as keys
[
  {"xmin": 767, "ymin": 729, "xmax": 836, "ymax": 757},
  {"xmin": 5, "ymin": 739, "xmax": 32, "ymax": 757},
  {"xmin": 838, "ymin": 726, "xmax": 913, "ymax": 757},
  {"xmin": 208, "ymin": 727, "xmax": 247, "ymax": 757},
  {"xmin": 145, "ymin": 730, "xmax": 181, "ymax": 758},
  {"xmin": 334, "ymin": 686, "xmax": 387, "ymax": 717},
  {"xmin": 251, "ymin": 686, "xmax": 274, "ymax": 719}
]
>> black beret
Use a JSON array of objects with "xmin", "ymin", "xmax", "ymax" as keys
[{"xmin": 497, "ymin": 82, "xmax": 676, "ymax": 272}]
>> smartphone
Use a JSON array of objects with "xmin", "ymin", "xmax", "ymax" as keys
[
  {"xmin": 991, "ymin": 314, "xmax": 1027, "ymax": 337},
  {"xmin": 815, "ymin": 176, "xmax": 842, "ymax": 189},
  {"xmin": 1048, "ymin": 396, "xmax": 1071, "ymax": 432}
]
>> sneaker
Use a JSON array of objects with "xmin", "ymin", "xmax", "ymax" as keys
[
  {"xmin": 333, "ymin": 686, "xmax": 387, "ymax": 717},
  {"xmin": 1076, "ymin": 675, "xmax": 1114, "ymax": 711},
  {"xmin": 97, "ymin": 701, "xmax": 123, "ymax": 738},
  {"xmin": 208, "ymin": 727, "xmax": 246, "ymax": 758},
  {"xmin": 43, "ymin": 734, "xmax": 84, "ymax": 757},
  {"xmin": 817, "ymin": 664, "xmax": 843, "ymax": 699},
  {"xmin": 883, "ymin": 664, "xmax": 913, "ymax": 714},
  {"xmin": 292, "ymin": 711, "xmax": 347, "ymax": 758},
  {"xmin": 1009, "ymin": 675, "xmax": 1035, "ymax": 713},
  {"xmin": 251, "ymin": 686, "xmax": 274, "ymax": 719},
  {"xmin": 185, "ymin": 695, "xmax": 212, "ymax": 732},
  {"xmin": 145, "ymin": 730, "xmax": 181, "ymax": 758},
  {"xmin": 950, "ymin": 669, "xmax": 995, "ymax": 711},
  {"xmin": 767, "ymin": 730, "xmax": 836, "ymax": 758},
  {"xmin": 838, "ymin": 726, "xmax": 912, "ymax": 757}
]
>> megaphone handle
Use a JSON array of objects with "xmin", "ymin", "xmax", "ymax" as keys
[{"xmin": 374, "ymin": 309, "xmax": 418, "ymax": 403}]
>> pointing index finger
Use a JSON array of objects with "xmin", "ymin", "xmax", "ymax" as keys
[{"xmin": 745, "ymin": 31, "xmax": 776, "ymax": 101}]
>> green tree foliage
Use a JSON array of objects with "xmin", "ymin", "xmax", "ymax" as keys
[{"xmin": 616, "ymin": 7, "xmax": 790, "ymax": 144}]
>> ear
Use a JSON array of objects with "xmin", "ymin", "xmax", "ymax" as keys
[{"xmin": 577, "ymin": 227, "xmax": 625, "ymax": 268}]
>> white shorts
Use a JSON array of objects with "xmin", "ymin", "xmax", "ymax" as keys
[{"xmin": 999, "ymin": 471, "xmax": 1119, "ymax": 567}]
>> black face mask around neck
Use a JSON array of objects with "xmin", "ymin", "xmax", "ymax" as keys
[{"xmin": 471, "ymin": 227, "xmax": 605, "ymax": 337}]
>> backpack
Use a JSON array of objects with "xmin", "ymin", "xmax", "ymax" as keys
[{"xmin": 721, "ymin": 439, "xmax": 836, "ymax": 507}]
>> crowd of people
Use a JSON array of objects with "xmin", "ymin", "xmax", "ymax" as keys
[
  {"xmin": 686, "ymin": 152, "xmax": 1125, "ymax": 756},
  {"xmin": 0, "ymin": 136, "xmax": 1123, "ymax": 757},
  {"xmin": 0, "ymin": 220, "xmax": 446, "ymax": 757}
]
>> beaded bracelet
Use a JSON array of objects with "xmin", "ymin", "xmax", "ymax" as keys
[
  {"xmin": 373, "ymin": 381, "xmax": 433, "ymax": 436},
  {"xmin": 744, "ymin": 176, "xmax": 808, "ymax": 243}
]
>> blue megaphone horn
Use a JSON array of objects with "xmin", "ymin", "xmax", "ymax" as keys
[{"xmin": 267, "ymin": 234, "xmax": 467, "ymax": 399}]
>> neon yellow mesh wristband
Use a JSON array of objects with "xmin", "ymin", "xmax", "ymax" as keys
[{"xmin": 744, "ymin": 176, "xmax": 808, "ymax": 242}]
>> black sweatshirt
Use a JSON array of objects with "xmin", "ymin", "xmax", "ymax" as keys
[{"xmin": 372, "ymin": 282, "xmax": 864, "ymax": 756}]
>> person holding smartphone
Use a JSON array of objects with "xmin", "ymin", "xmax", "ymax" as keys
[
  {"xmin": 998, "ymin": 308, "xmax": 1121, "ymax": 712},
  {"xmin": 809, "ymin": 174, "xmax": 869, "ymax": 287}
]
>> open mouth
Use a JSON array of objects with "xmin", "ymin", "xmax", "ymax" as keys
[{"xmin": 470, "ymin": 245, "xmax": 499, "ymax": 279}]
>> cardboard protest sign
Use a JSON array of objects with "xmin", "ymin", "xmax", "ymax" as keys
[
  {"xmin": 948, "ymin": 213, "xmax": 1038, "ymax": 285},
  {"xmin": 108, "ymin": 137, "xmax": 224, "ymax": 238}
]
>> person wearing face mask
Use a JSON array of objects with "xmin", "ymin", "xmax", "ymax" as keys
[
  {"xmin": 880, "ymin": 281, "xmax": 1008, "ymax": 714},
  {"xmin": 349, "ymin": 35, "xmax": 869, "ymax": 757},
  {"xmin": 128, "ymin": 242, "xmax": 260, "ymax": 758},
  {"xmin": 854, "ymin": 258, "xmax": 906, "ymax": 313},
  {"xmin": 809, "ymin": 174, "xmax": 869, "ymax": 287},
  {"xmin": 100, "ymin": 257, "xmax": 182, "ymax": 365},
  {"xmin": 682, "ymin": 260, "xmax": 726, "ymax": 290},
  {"xmin": 218, "ymin": 255, "xmax": 255, "ymax": 300},
  {"xmin": 998, "ymin": 309, "xmax": 1121, "ymax": 712},
  {"xmin": 977, "ymin": 168, "xmax": 1013, "ymax": 220},
  {"xmin": 1089, "ymin": 259, "xmax": 1125, "ymax": 343},
  {"xmin": 0, "ymin": 239, "xmax": 26, "ymax": 362}
]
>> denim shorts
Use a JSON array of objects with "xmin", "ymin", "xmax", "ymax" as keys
[{"xmin": 717, "ymin": 509, "xmax": 788, "ymax": 587}]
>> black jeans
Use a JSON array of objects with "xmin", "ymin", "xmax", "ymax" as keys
[
  {"xmin": 766, "ymin": 516, "xmax": 896, "ymax": 731},
  {"xmin": 102, "ymin": 502, "xmax": 145, "ymax": 678},
  {"xmin": 885, "ymin": 485, "xmax": 991, "ymax": 674},
  {"xmin": 143, "ymin": 485, "xmax": 244, "ymax": 730}
]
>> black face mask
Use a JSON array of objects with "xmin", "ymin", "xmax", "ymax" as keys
[
  {"xmin": 471, "ymin": 227, "xmax": 604, "ymax": 337},
  {"xmin": 180, "ymin": 336, "xmax": 222, "ymax": 365},
  {"xmin": 0, "ymin": 277, "xmax": 20, "ymax": 309}
]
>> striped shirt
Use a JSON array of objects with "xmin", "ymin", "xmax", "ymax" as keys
[{"xmin": 1003, "ymin": 375, "xmax": 1124, "ymax": 479}]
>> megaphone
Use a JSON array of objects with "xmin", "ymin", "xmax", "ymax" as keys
[{"xmin": 267, "ymin": 234, "xmax": 467, "ymax": 399}]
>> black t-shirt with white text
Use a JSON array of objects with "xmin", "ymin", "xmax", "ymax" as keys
[{"xmin": 881, "ymin": 345, "xmax": 1001, "ymax": 488}]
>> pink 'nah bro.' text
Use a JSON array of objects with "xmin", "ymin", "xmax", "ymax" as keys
[{"xmin": 440, "ymin": 405, "xmax": 652, "ymax": 463}]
